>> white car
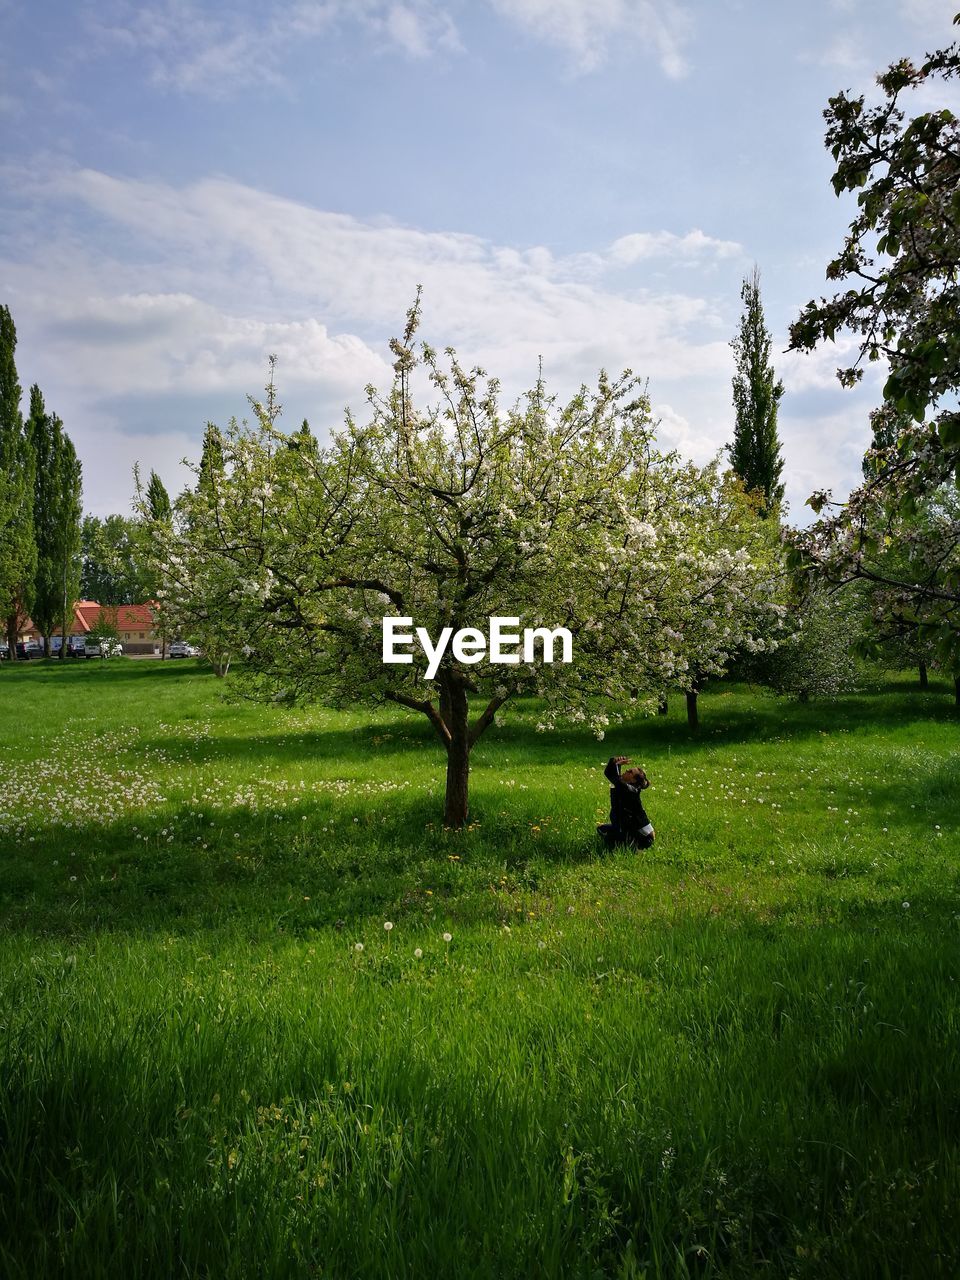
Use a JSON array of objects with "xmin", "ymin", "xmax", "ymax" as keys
[{"xmin": 85, "ymin": 639, "xmax": 123, "ymax": 658}]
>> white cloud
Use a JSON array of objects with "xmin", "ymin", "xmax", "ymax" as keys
[
  {"xmin": 811, "ymin": 32, "xmax": 871, "ymax": 72},
  {"xmin": 79, "ymin": 424, "xmax": 198, "ymax": 523},
  {"xmin": 899, "ymin": 0, "xmax": 957, "ymax": 33},
  {"xmin": 41, "ymin": 292, "xmax": 389, "ymax": 398},
  {"xmin": 778, "ymin": 334, "xmax": 874, "ymax": 394},
  {"xmin": 489, "ymin": 0, "xmax": 692, "ymax": 75},
  {"xmin": 84, "ymin": 0, "xmax": 462, "ymax": 94},
  {"xmin": 80, "ymin": 0, "xmax": 690, "ymax": 93},
  {"xmin": 610, "ymin": 228, "xmax": 743, "ymax": 265},
  {"xmin": 15, "ymin": 167, "xmax": 733, "ymax": 383},
  {"xmin": 779, "ymin": 406, "xmax": 872, "ymax": 515},
  {"xmin": 2, "ymin": 164, "xmax": 870, "ymax": 519}
]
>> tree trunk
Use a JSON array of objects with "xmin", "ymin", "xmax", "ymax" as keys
[
  {"xmin": 441, "ymin": 674, "xmax": 470, "ymax": 828},
  {"xmin": 798, "ymin": 689, "xmax": 810, "ymax": 704},
  {"xmin": 6, "ymin": 614, "xmax": 19, "ymax": 660},
  {"xmin": 685, "ymin": 689, "xmax": 699, "ymax": 730},
  {"xmin": 43, "ymin": 634, "xmax": 51, "ymax": 659},
  {"xmin": 919, "ymin": 661, "xmax": 928, "ymax": 689},
  {"xmin": 213, "ymin": 658, "xmax": 230, "ymax": 678},
  {"xmin": 657, "ymin": 696, "xmax": 669, "ymax": 716}
]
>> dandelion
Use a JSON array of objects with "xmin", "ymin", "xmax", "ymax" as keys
[
  {"xmin": 442, "ymin": 932, "xmax": 452, "ymax": 943},
  {"xmin": 70, "ymin": 875, "xmax": 77, "ymax": 882},
  {"xmin": 354, "ymin": 942, "xmax": 364, "ymax": 952},
  {"xmin": 902, "ymin": 901, "xmax": 910, "ymax": 910},
  {"xmin": 383, "ymin": 921, "xmax": 394, "ymax": 932},
  {"xmin": 537, "ymin": 940, "xmax": 546, "ymax": 950},
  {"xmin": 414, "ymin": 948, "xmax": 423, "ymax": 959}
]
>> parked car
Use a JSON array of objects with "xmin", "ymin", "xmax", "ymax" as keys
[
  {"xmin": 85, "ymin": 638, "xmax": 123, "ymax": 659},
  {"xmin": 168, "ymin": 640, "xmax": 191, "ymax": 658},
  {"xmin": 67, "ymin": 635, "xmax": 87, "ymax": 658},
  {"xmin": 0, "ymin": 641, "xmax": 8, "ymax": 660},
  {"xmin": 17, "ymin": 640, "xmax": 44, "ymax": 659}
]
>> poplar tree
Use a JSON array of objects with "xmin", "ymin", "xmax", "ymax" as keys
[
  {"xmin": 54, "ymin": 435, "xmax": 83, "ymax": 659},
  {"xmin": 729, "ymin": 267, "xmax": 785, "ymax": 518},
  {"xmin": 27, "ymin": 386, "xmax": 83, "ymax": 656},
  {"xmin": 0, "ymin": 305, "xmax": 36, "ymax": 658},
  {"xmin": 138, "ymin": 467, "xmax": 173, "ymax": 656},
  {"xmin": 146, "ymin": 470, "xmax": 172, "ymax": 522}
]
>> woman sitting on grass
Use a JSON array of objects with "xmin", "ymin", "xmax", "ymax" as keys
[{"xmin": 597, "ymin": 755, "xmax": 655, "ymax": 851}]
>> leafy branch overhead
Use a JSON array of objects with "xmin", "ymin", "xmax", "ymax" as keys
[{"xmin": 787, "ymin": 16, "xmax": 960, "ymax": 672}]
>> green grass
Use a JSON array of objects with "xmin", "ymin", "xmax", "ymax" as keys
[{"xmin": 1, "ymin": 659, "xmax": 958, "ymax": 1277}]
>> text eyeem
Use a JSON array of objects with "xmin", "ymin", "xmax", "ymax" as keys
[{"xmin": 382, "ymin": 616, "xmax": 573, "ymax": 680}]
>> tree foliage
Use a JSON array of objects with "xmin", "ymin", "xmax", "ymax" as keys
[
  {"xmin": 764, "ymin": 582, "xmax": 863, "ymax": 702},
  {"xmin": 787, "ymin": 18, "xmax": 960, "ymax": 673},
  {"xmin": 28, "ymin": 385, "xmax": 83, "ymax": 654},
  {"xmin": 0, "ymin": 305, "xmax": 36, "ymax": 658},
  {"xmin": 145, "ymin": 470, "xmax": 172, "ymax": 523},
  {"xmin": 80, "ymin": 514, "xmax": 154, "ymax": 605},
  {"xmin": 145, "ymin": 302, "xmax": 784, "ymax": 825}
]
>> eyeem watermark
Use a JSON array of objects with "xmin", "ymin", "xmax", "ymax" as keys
[{"xmin": 382, "ymin": 616, "xmax": 573, "ymax": 680}]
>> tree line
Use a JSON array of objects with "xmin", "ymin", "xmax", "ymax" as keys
[
  {"xmin": 0, "ymin": 306, "xmax": 82, "ymax": 658},
  {"xmin": 0, "ymin": 305, "xmax": 173, "ymax": 659}
]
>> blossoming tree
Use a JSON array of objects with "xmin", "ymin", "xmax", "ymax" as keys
[{"xmin": 151, "ymin": 301, "xmax": 780, "ymax": 825}]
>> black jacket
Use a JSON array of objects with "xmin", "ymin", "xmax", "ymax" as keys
[{"xmin": 604, "ymin": 758, "xmax": 651, "ymax": 835}]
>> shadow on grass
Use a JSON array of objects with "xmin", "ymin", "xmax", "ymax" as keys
[
  {"xmin": 0, "ymin": 657, "xmax": 208, "ymax": 684},
  {"xmin": 128, "ymin": 676, "xmax": 960, "ymax": 774},
  {"xmin": 2, "ymin": 754, "xmax": 958, "ymax": 942}
]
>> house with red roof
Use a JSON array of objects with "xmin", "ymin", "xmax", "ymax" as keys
[{"xmin": 22, "ymin": 601, "xmax": 161, "ymax": 656}]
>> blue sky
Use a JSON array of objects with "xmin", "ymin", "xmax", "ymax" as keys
[{"xmin": 0, "ymin": 0, "xmax": 955, "ymax": 517}]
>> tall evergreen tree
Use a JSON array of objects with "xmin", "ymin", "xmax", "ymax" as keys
[
  {"xmin": 27, "ymin": 386, "xmax": 56, "ymax": 655},
  {"xmin": 55, "ymin": 436, "xmax": 83, "ymax": 658},
  {"xmin": 146, "ymin": 469, "xmax": 172, "ymax": 523},
  {"xmin": 729, "ymin": 267, "xmax": 786, "ymax": 518},
  {"xmin": 28, "ymin": 385, "xmax": 83, "ymax": 655},
  {"xmin": 0, "ymin": 305, "xmax": 37, "ymax": 658},
  {"xmin": 198, "ymin": 424, "xmax": 225, "ymax": 494},
  {"xmin": 138, "ymin": 466, "xmax": 173, "ymax": 656}
]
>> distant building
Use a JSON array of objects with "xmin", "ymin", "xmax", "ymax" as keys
[{"xmin": 22, "ymin": 601, "xmax": 161, "ymax": 656}]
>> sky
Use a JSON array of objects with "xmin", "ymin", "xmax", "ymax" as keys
[{"xmin": 0, "ymin": 0, "xmax": 957, "ymax": 520}]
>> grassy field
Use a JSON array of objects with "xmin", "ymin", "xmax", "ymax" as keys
[{"xmin": 0, "ymin": 659, "xmax": 958, "ymax": 1278}]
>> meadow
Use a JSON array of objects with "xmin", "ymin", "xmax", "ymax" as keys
[{"xmin": 0, "ymin": 659, "xmax": 958, "ymax": 1278}]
